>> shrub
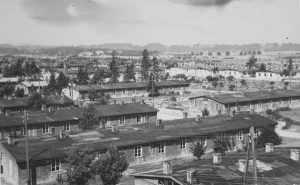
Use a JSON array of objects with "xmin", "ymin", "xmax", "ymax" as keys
[
  {"xmin": 189, "ymin": 141, "xmax": 206, "ymax": 160},
  {"xmin": 257, "ymin": 127, "xmax": 282, "ymax": 148},
  {"xmin": 213, "ymin": 136, "xmax": 230, "ymax": 155}
]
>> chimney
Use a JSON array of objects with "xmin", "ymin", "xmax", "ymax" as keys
[
  {"xmin": 195, "ymin": 115, "xmax": 201, "ymax": 122},
  {"xmin": 183, "ymin": 112, "xmax": 188, "ymax": 119},
  {"xmin": 156, "ymin": 119, "xmax": 162, "ymax": 127},
  {"xmin": 41, "ymin": 104, "xmax": 46, "ymax": 111},
  {"xmin": 111, "ymin": 125, "xmax": 119, "ymax": 133},
  {"xmin": 265, "ymin": 143, "xmax": 274, "ymax": 153},
  {"xmin": 238, "ymin": 159, "xmax": 247, "ymax": 173},
  {"xmin": 290, "ymin": 149, "xmax": 299, "ymax": 161},
  {"xmin": 163, "ymin": 161, "xmax": 172, "ymax": 175},
  {"xmin": 212, "ymin": 153, "xmax": 222, "ymax": 164},
  {"xmin": 113, "ymin": 100, "xmax": 117, "ymax": 104},
  {"xmin": 141, "ymin": 100, "xmax": 145, "ymax": 104},
  {"xmin": 7, "ymin": 134, "xmax": 15, "ymax": 145},
  {"xmin": 48, "ymin": 107, "xmax": 54, "ymax": 113},
  {"xmin": 5, "ymin": 110, "xmax": 11, "ymax": 117},
  {"xmin": 186, "ymin": 169, "xmax": 197, "ymax": 184},
  {"xmin": 121, "ymin": 101, "xmax": 125, "ymax": 106},
  {"xmin": 100, "ymin": 120, "xmax": 106, "ymax": 129}
]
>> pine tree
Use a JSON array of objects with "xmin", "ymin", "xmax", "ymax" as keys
[
  {"xmin": 152, "ymin": 57, "xmax": 160, "ymax": 81},
  {"xmin": 141, "ymin": 49, "xmax": 151, "ymax": 81},
  {"xmin": 56, "ymin": 72, "xmax": 69, "ymax": 90},
  {"xmin": 48, "ymin": 73, "xmax": 57, "ymax": 91},
  {"xmin": 109, "ymin": 51, "xmax": 119, "ymax": 83},
  {"xmin": 123, "ymin": 63, "xmax": 135, "ymax": 82},
  {"xmin": 77, "ymin": 68, "xmax": 89, "ymax": 85}
]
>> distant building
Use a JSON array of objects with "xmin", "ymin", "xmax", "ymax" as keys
[
  {"xmin": 0, "ymin": 77, "xmax": 19, "ymax": 85},
  {"xmin": 62, "ymin": 81, "xmax": 189, "ymax": 105},
  {"xmin": 0, "ymin": 113, "xmax": 276, "ymax": 185},
  {"xmin": 219, "ymin": 69, "xmax": 243, "ymax": 78},
  {"xmin": 188, "ymin": 89, "xmax": 300, "ymax": 117},
  {"xmin": 0, "ymin": 102, "xmax": 158, "ymax": 140},
  {"xmin": 15, "ymin": 81, "xmax": 48, "ymax": 95},
  {"xmin": 255, "ymin": 71, "xmax": 283, "ymax": 81}
]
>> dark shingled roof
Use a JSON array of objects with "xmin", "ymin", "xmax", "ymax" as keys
[
  {"xmin": 0, "ymin": 98, "xmax": 28, "ymax": 108},
  {"xmin": 0, "ymin": 103, "xmax": 158, "ymax": 129},
  {"xmin": 189, "ymin": 90, "xmax": 300, "ymax": 104},
  {"xmin": 3, "ymin": 113, "xmax": 276, "ymax": 163},
  {"xmin": 75, "ymin": 81, "xmax": 190, "ymax": 92},
  {"xmin": 132, "ymin": 148, "xmax": 300, "ymax": 185}
]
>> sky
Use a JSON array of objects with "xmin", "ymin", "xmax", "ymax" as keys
[{"xmin": 0, "ymin": 0, "xmax": 300, "ymax": 46}]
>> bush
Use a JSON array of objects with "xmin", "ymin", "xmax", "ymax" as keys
[
  {"xmin": 213, "ymin": 136, "xmax": 231, "ymax": 155},
  {"xmin": 189, "ymin": 141, "xmax": 206, "ymax": 160},
  {"xmin": 257, "ymin": 127, "xmax": 282, "ymax": 148},
  {"xmin": 170, "ymin": 96, "xmax": 177, "ymax": 102}
]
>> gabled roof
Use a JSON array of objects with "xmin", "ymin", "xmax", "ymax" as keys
[
  {"xmin": 132, "ymin": 148, "xmax": 300, "ymax": 185},
  {"xmin": 189, "ymin": 90, "xmax": 300, "ymax": 104},
  {"xmin": 3, "ymin": 113, "xmax": 276, "ymax": 163},
  {"xmin": 0, "ymin": 103, "xmax": 158, "ymax": 129},
  {"xmin": 74, "ymin": 81, "xmax": 190, "ymax": 92}
]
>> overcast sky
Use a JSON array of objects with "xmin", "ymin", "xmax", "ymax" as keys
[{"xmin": 0, "ymin": 0, "xmax": 300, "ymax": 46}]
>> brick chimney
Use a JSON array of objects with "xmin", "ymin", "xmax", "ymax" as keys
[
  {"xmin": 183, "ymin": 112, "xmax": 188, "ymax": 119},
  {"xmin": 7, "ymin": 134, "xmax": 15, "ymax": 145},
  {"xmin": 121, "ymin": 101, "xmax": 125, "ymax": 106},
  {"xmin": 265, "ymin": 143, "xmax": 273, "ymax": 153},
  {"xmin": 186, "ymin": 169, "xmax": 197, "ymax": 184},
  {"xmin": 163, "ymin": 161, "xmax": 172, "ymax": 175},
  {"xmin": 238, "ymin": 159, "xmax": 247, "ymax": 173},
  {"xmin": 290, "ymin": 149, "xmax": 299, "ymax": 161},
  {"xmin": 213, "ymin": 153, "xmax": 222, "ymax": 164}
]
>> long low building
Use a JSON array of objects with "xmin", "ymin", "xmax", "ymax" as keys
[
  {"xmin": 62, "ymin": 81, "xmax": 189, "ymax": 105},
  {"xmin": 188, "ymin": 89, "xmax": 300, "ymax": 117},
  {"xmin": 0, "ymin": 102, "xmax": 158, "ymax": 140},
  {"xmin": 0, "ymin": 113, "xmax": 276, "ymax": 185}
]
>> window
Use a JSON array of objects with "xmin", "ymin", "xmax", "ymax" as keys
[
  {"xmin": 270, "ymin": 74, "xmax": 272, "ymax": 77},
  {"xmin": 137, "ymin": 115, "xmax": 141, "ymax": 123},
  {"xmin": 113, "ymin": 90, "xmax": 116, "ymax": 95},
  {"xmin": 194, "ymin": 101, "xmax": 197, "ymax": 107},
  {"xmin": 237, "ymin": 131, "xmax": 243, "ymax": 140},
  {"xmin": 42, "ymin": 124, "xmax": 49, "ymax": 133},
  {"xmin": 180, "ymin": 139, "xmax": 186, "ymax": 150},
  {"xmin": 51, "ymin": 159, "xmax": 61, "ymax": 172},
  {"xmin": 158, "ymin": 142, "xmax": 165, "ymax": 154},
  {"xmin": 134, "ymin": 146, "xmax": 142, "ymax": 158},
  {"xmin": 120, "ymin": 116, "xmax": 125, "ymax": 125},
  {"xmin": 122, "ymin": 90, "xmax": 126, "ymax": 95},
  {"xmin": 64, "ymin": 123, "xmax": 70, "ymax": 131}
]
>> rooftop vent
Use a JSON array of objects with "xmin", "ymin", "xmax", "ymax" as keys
[{"xmin": 163, "ymin": 161, "xmax": 172, "ymax": 175}]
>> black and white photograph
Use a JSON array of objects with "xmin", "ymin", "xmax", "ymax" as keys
[{"xmin": 1, "ymin": 0, "xmax": 300, "ymax": 184}]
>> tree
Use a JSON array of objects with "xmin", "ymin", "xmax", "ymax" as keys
[
  {"xmin": 226, "ymin": 75, "xmax": 234, "ymax": 84},
  {"xmin": 64, "ymin": 147, "xmax": 94, "ymax": 185},
  {"xmin": 77, "ymin": 68, "xmax": 89, "ymax": 85},
  {"xmin": 206, "ymin": 75, "xmax": 213, "ymax": 82},
  {"xmin": 48, "ymin": 73, "xmax": 57, "ymax": 91},
  {"xmin": 225, "ymin": 51, "xmax": 230, "ymax": 56},
  {"xmin": 0, "ymin": 85, "xmax": 14, "ymax": 97},
  {"xmin": 239, "ymin": 51, "xmax": 244, "ymax": 56},
  {"xmin": 189, "ymin": 140, "xmax": 205, "ymax": 160},
  {"xmin": 92, "ymin": 146, "xmax": 129, "ymax": 185},
  {"xmin": 108, "ymin": 51, "xmax": 119, "ymax": 83},
  {"xmin": 56, "ymin": 72, "xmax": 69, "ymax": 90},
  {"xmin": 213, "ymin": 136, "xmax": 230, "ymax": 155},
  {"xmin": 212, "ymin": 67, "xmax": 219, "ymax": 74},
  {"xmin": 147, "ymin": 72, "xmax": 159, "ymax": 97},
  {"xmin": 79, "ymin": 105, "xmax": 97, "ymax": 130},
  {"xmin": 257, "ymin": 127, "xmax": 282, "ymax": 148},
  {"xmin": 152, "ymin": 57, "xmax": 160, "ymax": 81},
  {"xmin": 28, "ymin": 93, "xmax": 45, "ymax": 109},
  {"xmin": 217, "ymin": 51, "xmax": 221, "ymax": 56},
  {"xmin": 269, "ymin": 81, "xmax": 275, "ymax": 89},
  {"xmin": 286, "ymin": 57, "xmax": 294, "ymax": 72},
  {"xmin": 212, "ymin": 81, "xmax": 218, "ymax": 88},
  {"xmin": 257, "ymin": 51, "xmax": 262, "ymax": 55},
  {"xmin": 141, "ymin": 49, "xmax": 151, "ymax": 81},
  {"xmin": 93, "ymin": 68, "xmax": 107, "ymax": 84},
  {"xmin": 228, "ymin": 84, "xmax": 236, "ymax": 91},
  {"xmin": 246, "ymin": 55, "xmax": 258, "ymax": 70},
  {"xmin": 123, "ymin": 63, "xmax": 135, "ymax": 82},
  {"xmin": 259, "ymin": 63, "xmax": 266, "ymax": 72},
  {"xmin": 283, "ymin": 81, "xmax": 289, "ymax": 90},
  {"xmin": 208, "ymin": 52, "xmax": 212, "ymax": 56},
  {"xmin": 202, "ymin": 108, "xmax": 209, "ymax": 116},
  {"xmin": 240, "ymin": 79, "xmax": 247, "ymax": 89},
  {"xmin": 15, "ymin": 88, "xmax": 25, "ymax": 97}
]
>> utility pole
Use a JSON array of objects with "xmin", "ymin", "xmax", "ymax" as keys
[
  {"xmin": 24, "ymin": 111, "xmax": 31, "ymax": 185},
  {"xmin": 250, "ymin": 126, "xmax": 258, "ymax": 185},
  {"xmin": 243, "ymin": 132, "xmax": 251, "ymax": 185},
  {"xmin": 152, "ymin": 72, "xmax": 155, "ymax": 107}
]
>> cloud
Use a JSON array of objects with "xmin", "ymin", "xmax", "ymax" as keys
[
  {"xmin": 169, "ymin": 0, "xmax": 233, "ymax": 7},
  {"xmin": 21, "ymin": 0, "xmax": 107, "ymax": 25}
]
